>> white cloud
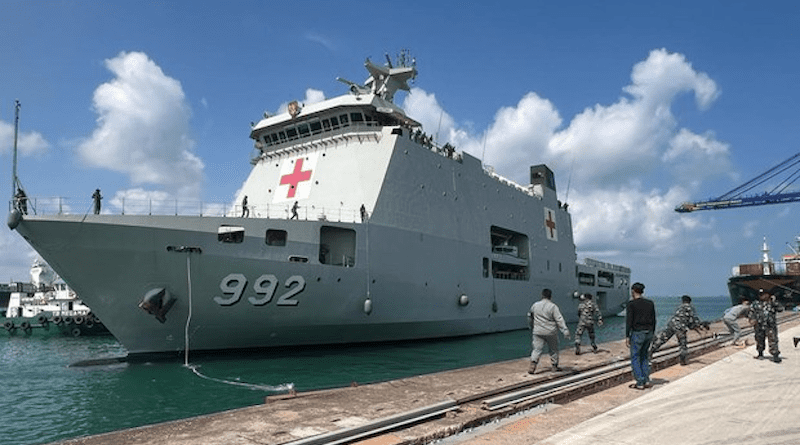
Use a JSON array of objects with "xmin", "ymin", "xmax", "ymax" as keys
[
  {"xmin": 0, "ymin": 119, "xmax": 49, "ymax": 156},
  {"xmin": 402, "ymin": 48, "xmax": 728, "ymax": 259},
  {"xmin": 304, "ymin": 32, "xmax": 336, "ymax": 51},
  {"xmin": 77, "ymin": 51, "xmax": 204, "ymax": 198}
]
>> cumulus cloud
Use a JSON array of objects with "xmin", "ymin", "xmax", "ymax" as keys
[
  {"xmin": 0, "ymin": 119, "xmax": 49, "ymax": 156},
  {"xmin": 77, "ymin": 51, "xmax": 203, "ymax": 198},
  {"xmin": 402, "ymin": 48, "xmax": 729, "ymax": 258}
]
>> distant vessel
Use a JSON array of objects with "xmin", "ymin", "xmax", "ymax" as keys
[
  {"xmin": 3, "ymin": 260, "xmax": 109, "ymax": 336},
  {"xmin": 728, "ymin": 237, "xmax": 800, "ymax": 306},
  {"xmin": 8, "ymin": 54, "xmax": 631, "ymax": 357}
]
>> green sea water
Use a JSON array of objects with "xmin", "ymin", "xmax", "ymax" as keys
[{"xmin": 0, "ymin": 295, "xmax": 730, "ymax": 445}]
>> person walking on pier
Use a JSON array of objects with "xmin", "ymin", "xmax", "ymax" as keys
[
  {"xmin": 626, "ymin": 282, "xmax": 655, "ymax": 390},
  {"xmin": 750, "ymin": 290, "xmax": 782, "ymax": 363},
  {"xmin": 650, "ymin": 295, "xmax": 707, "ymax": 366},
  {"xmin": 575, "ymin": 293, "xmax": 603, "ymax": 355},
  {"xmin": 723, "ymin": 298, "xmax": 751, "ymax": 347},
  {"xmin": 527, "ymin": 288, "xmax": 571, "ymax": 374}
]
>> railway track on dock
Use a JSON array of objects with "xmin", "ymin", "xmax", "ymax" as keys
[{"xmin": 281, "ymin": 313, "xmax": 799, "ymax": 445}]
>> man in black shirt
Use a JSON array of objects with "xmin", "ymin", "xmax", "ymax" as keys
[{"xmin": 626, "ymin": 282, "xmax": 656, "ymax": 389}]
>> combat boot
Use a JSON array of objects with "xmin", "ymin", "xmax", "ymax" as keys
[
  {"xmin": 754, "ymin": 352, "xmax": 764, "ymax": 360},
  {"xmin": 679, "ymin": 355, "xmax": 688, "ymax": 366},
  {"xmin": 592, "ymin": 343, "xmax": 598, "ymax": 353},
  {"xmin": 575, "ymin": 344, "xmax": 581, "ymax": 355},
  {"xmin": 772, "ymin": 355, "xmax": 782, "ymax": 363},
  {"xmin": 528, "ymin": 361, "xmax": 537, "ymax": 375}
]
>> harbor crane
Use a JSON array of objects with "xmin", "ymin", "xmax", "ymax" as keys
[{"xmin": 675, "ymin": 152, "xmax": 800, "ymax": 212}]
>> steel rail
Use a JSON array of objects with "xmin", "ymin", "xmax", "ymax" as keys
[{"xmin": 280, "ymin": 313, "xmax": 798, "ymax": 445}]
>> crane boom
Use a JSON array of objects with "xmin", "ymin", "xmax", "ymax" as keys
[{"xmin": 675, "ymin": 152, "xmax": 800, "ymax": 212}]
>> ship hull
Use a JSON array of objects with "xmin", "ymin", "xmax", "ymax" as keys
[
  {"xmin": 728, "ymin": 274, "xmax": 800, "ymax": 307},
  {"xmin": 15, "ymin": 214, "xmax": 629, "ymax": 357}
]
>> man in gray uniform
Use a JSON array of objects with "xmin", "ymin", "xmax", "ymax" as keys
[
  {"xmin": 723, "ymin": 298, "xmax": 751, "ymax": 346},
  {"xmin": 527, "ymin": 288, "xmax": 571, "ymax": 374},
  {"xmin": 575, "ymin": 293, "xmax": 603, "ymax": 355}
]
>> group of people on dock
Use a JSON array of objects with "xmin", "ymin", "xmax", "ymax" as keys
[{"xmin": 526, "ymin": 282, "xmax": 786, "ymax": 390}]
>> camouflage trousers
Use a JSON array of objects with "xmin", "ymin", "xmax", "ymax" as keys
[
  {"xmin": 575, "ymin": 323, "xmax": 596, "ymax": 346},
  {"xmin": 650, "ymin": 325, "xmax": 688, "ymax": 358},
  {"xmin": 754, "ymin": 324, "xmax": 780, "ymax": 357}
]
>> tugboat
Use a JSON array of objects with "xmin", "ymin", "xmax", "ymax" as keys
[
  {"xmin": 3, "ymin": 260, "xmax": 109, "ymax": 336},
  {"xmin": 728, "ymin": 237, "xmax": 800, "ymax": 307},
  {"xmin": 8, "ymin": 54, "xmax": 631, "ymax": 357}
]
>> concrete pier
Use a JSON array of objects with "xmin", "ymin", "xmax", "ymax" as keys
[{"xmin": 53, "ymin": 316, "xmax": 800, "ymax": 445}]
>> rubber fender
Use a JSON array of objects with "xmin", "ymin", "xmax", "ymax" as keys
[
  {"xmin": 73, "ymin": 316, "xmax": 84, "ymax": 325},
  {"xmin": 71, "ymin": 327, "xmax": 81, "ymax": 337},
  {"xmin": 3, "ymin": 320, "xmax": 14, "ymax": 331},
  {"xmin": 20, "ymin": 321, "xmax": 30, "ymax": 330},
  {"xmin": 52, "ymin": 316, "xmax": 63, "ymax": 325},
  {"xmin": 7, "ymin": 209, "xmax": 21, "ymax": 230}
]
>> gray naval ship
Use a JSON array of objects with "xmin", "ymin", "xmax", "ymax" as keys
[{"xmin": 8, "ymin": 55, "xmax": 631, "ymax": 358}]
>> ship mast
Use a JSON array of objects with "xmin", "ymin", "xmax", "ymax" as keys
[{"xmin": 11, "ymin": 99, "xmax": 20, "ymax": 200}]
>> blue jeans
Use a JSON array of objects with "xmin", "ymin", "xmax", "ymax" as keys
[{"xmin": 629, "ymin": 330, "xmax": 653, "ymax": 385}]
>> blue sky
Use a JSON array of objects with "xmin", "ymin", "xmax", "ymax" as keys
[{"xmin": 1, "ymin": 1, "xmax": 799, "ymax": 297}]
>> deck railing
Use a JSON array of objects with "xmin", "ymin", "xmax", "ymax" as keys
[{"xmin": 10, "ymin": 197, "xmax": 366, "ymax": 223}]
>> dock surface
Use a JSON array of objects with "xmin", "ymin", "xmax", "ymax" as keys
[{"xmin": 54, "ymin": 316, "xmax": 800, "ymax": 445}]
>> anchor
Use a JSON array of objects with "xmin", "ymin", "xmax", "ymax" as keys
[{"xmin": 138, "ymin": 287, "xmax": 176, "ymax": 323}]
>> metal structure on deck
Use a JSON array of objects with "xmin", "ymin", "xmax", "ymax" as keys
[{"xmin": 675, "ymin": 152, "xmax": 800, "ymax": 212}]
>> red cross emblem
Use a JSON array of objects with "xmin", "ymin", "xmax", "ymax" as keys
[
  {"xmin": 280, "ymin": 158, "xmax": 313, "ymax": 199},
  {"xmin": 545, "ymin": 208, "xmax": 558, "ymax": 241}
]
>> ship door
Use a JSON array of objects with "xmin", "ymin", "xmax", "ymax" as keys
[{"xmin": 596, "ymin": 291, "xmax": 607, "ymax": 312}]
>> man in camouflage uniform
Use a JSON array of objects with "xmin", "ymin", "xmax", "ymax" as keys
[
  {"xmin": 575, "ymin": 293, "xmax": 603, "ymax": 355},
  {"xmin": 650, "ymin": 295, "xmax": 707, "ymax": 365},
  {"xmin": 749, "ymin": 290, "xmax": 782, "ymax": 363}
]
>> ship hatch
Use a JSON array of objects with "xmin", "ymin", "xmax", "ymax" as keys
[
  {"xmin": 490, "ymin": 226, "xmax": 529, "ymax": 280},
  {"xmin": 319, "ymin": 226, "xmax": 356, "ymax": 267}
]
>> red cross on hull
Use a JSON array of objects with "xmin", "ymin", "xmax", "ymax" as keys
[{"xmin": 280, "ymin": 158, "xmax": 313, "ymax": 199}]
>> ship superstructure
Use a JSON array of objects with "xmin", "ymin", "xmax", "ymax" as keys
[{"xmin": 8, "ymin": 56, "xmax": 631, "ymax": 357}]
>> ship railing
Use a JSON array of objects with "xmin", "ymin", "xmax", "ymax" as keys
[
  {"xmin": 10, "ymin": 198, "xmax": 367, "ymax": 223},
  {"xmin": 483, "ymin": 166, "xmax": 537, "ymax": 197}
]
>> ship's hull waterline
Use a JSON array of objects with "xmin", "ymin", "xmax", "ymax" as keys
[{"xmin": 14, "ymin": 213, "xmax": 626, "ymax": 356}]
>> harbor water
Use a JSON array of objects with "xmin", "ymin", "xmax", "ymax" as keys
[{"xmin": 1, "ymin": 295, "xmax": 730, "ymax": 445}]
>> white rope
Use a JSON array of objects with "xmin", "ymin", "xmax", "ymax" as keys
[{"xmin": 181, "ymin": 250, "xmax": 293, "ymax": 392}]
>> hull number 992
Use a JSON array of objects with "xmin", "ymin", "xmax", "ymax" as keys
[{"xmin": 214, "ymin": 273, "xmax": 305, "ymax": 307}]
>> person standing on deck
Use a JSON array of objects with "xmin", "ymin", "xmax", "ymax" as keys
[
  {"xmin": 527, "ymin": 288, "xmax": 571, "ymax": 374},
  {"xmin": 650, "ymin": 295, "xmax": 708, "ymax": 366},
  {"xmin": 92, "ymin": 188, "xmax": 102, "ymax": 214},
  {"xmin": 241, "ymin": 195, "xmax": 249, "ymax": 218},
  {"xmin": 626, "ymin": 282, "xmax": 655, "ymax": 390},
  {"xmin": 750, "ymin": 290, "xmax": 782, "ymax": 363},
  {"xmin": 575, "ymin": 293, "xmax": 603, "ymax": 355},
  {"xmin": 723, "ymin": 298, "xmax": 751, "ymax": 347}
]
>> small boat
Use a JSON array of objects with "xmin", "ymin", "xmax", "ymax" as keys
[{"xmin": 3, "ymin": 260, "xmax": 109, "ymax": 336}]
